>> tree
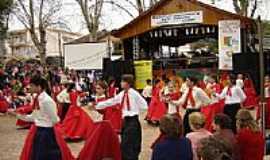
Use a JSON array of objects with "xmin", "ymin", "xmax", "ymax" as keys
[
  {"xmin": 0, "ymin": 0, "xmax": 13, "ymax": 58},
  {"xmin": 76, "ymin": 0, "xmax": 159, "ymax": 41},
  {"xmin": 13, "ymin": 0, "xmax": 63, "ymax": 67},
  {"xmin": 211, "ymin": 0, "xmax": 258, "ymax": 18}
]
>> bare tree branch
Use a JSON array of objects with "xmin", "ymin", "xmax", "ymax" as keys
[{"xmin": 250, "ymin": 0, "xmax": 257, "ymax": 18}]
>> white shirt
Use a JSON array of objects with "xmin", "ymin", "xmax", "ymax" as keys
[
  {"xmin": 236, "ymin": 79, "xmax": 244, "ymax": 88},
  {"xmin": 142, "ymin": 85, "xmax": 152, "ymax": 98},
  {"xmin": 172, "ymin": 86, "xmax": 211, "ymax": 109},
  {"xmin": 17, "ymin": 91, "xmax": 60, "ymax": 127},
  {"xmin": 56, "ymin": 89, "xmax": 70, "ymax": 103},
  {"xmin": 96, "ymin": 88, "xmax": 148, "ymax": 117},
  {"xmin": 216, "ymin": 86, "xmax": 246, "ymax": 104},
  {"xmin": 265, "ymin": 85, "xmax": 270, "ymax": 98}
]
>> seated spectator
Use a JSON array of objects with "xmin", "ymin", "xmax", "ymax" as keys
[
  {"xmin": 212, "ymin": 114, "xmax": 239, "ymax": 160},
  {"xmin": 151, "ymin": 114, "xmax": 193, "ymax": 160},
  {"xmin": 236, "ymin": 109, "xmax": 264, "ymax": 160},
  {"xmin": 186, "ymin": 112, "xmax": 212, "ymax": 160},
  {"xmin": 197, "ymin": 136, "xmax": 233, "ymax": 160}
]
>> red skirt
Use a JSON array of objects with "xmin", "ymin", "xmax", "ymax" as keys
[
  {"xmin": 201, "ymin": 101, "xmax": 225, "ymax": 132},
  {"xmin": 16, "ymin": 104, "xmax": 33, "ymax": 128},
  {"xmin": 20, "ymin": 124, "xmax": 75, "ymax": 160},
  {"xmin": 102, "ymin": 105, "xmax": 122, "ymax": 133},
  {"xmin": 0, "ymin": 99, "xmax": 9, "ymax": 113},
  {"xmin": 146, "ymin": 97, "xmax": 167, "ymax": 121},
  {"xmin": 78, "ymin": 121, "xmax": 121, "ymax": 160},
  {"xmin": 243, "ymin": 89, "xmax": 258, "ymax": 109},
  {"xmin": 61, "ymin": 105, "xmax": 94, "ymax": 140}
]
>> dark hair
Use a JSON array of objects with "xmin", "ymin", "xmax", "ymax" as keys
[
  {"xmin": 67, "ymin": 83, "xmax": 75, "ymax": 92},
  {"xmin": 229, "ymin": 74, "xmax": 236, "ymax": 85},
  {"xmin": 198, "ymin": 137, "xmax": 233, "ymax": 160},
  {"xmin": 154, "ymin": 79, "xmax": 160, "ymax": 85},
  {"xmin": 146, "ymin": 79, "xmax": 152, "ymax": 85},
  {"xmin": 30, "ymin": 76, "xmax": 51, "ymax": 95},
  {"xmin": 96, "ymin": 80, "xmax": 108, "ymax": 90},
  {"xmin": 121, "ymin": 74, "xmax": 134, "ymax": 86},
  {"xmin": 214, "ymin": 114, "xmax": 232, "ymax": 130},
  {"xmin": 187, "ymin": 76, "xmax": 198, "ymax": 85},
  {"xmin": 160, "ymin": 114, "xmax": 183, "ymax": 138}
]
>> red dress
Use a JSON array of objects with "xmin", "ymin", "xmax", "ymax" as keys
[
  {"xmin": 61, "ymin": 91, "xmax": 94, "ymax": 140},
  {"xmin": 16, "ymin": 103, "xmax": 33, "ymax": 128},
  {"xmin": 243, "ymin": 80, "xmax": 258, "ymax": 109},
  {"xmin": 96, "ymin": 97, "xmax": 122, "ymax": 133},
  {"xmin": 20, "ymin": 124, "xmax": 75, "ymax": 160},
  {"xmin": 0, "ymin": 96, "xmax": 9, "ymax": 113},
  {"xmin": 237, "ymin": 128, "xmax": 264, "ymax": 160},
  {"xmin": 201, "ymin": 83, "xmax": 224, "ymax": 132},
  {"xmin": 146, "ymin": 85, "xmax": 167, "ymax": 121},
  {"xmin": 78, "ymin": 121, "xmax": 121, "ymax": 160}
]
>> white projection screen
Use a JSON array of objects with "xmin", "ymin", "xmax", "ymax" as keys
[{"xmin": 64, "ymin": 42, "xmax": 108, "ymax": 70}]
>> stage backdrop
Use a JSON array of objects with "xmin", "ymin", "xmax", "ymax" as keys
[{"xmin": 134, "ymin": 60, "xmax": 153, "ymax": 89}]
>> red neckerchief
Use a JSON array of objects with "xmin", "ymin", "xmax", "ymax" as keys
[
  {"xmin": 121, "ymin": 90, "xmax": 130, "ymax": 111},
  {"xmin": 183, "ymin": 87, "xmax": 195, "ymax": 108},
  {"xmin": 33, "ymin": 92, "xmax": 42, "ymax": 110},
  {"xmin": 227, "ymin": 86, "xmax": 232, "ymax": 96}
]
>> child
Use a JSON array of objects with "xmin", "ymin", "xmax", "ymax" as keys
[
  {"xmin": 15, "ymin": 76, "xmax": 74, "ymax": 160},
  {"xmin": 91, "ymin": 74, "xmax": 148, "ymax": 160},
  {"xmin": 142, "ymin": 79, "xmax": 152, "ymax": 104},
  {"xmin": 94, "ymin": 80, "xmax": 122, "ymax": 133}
]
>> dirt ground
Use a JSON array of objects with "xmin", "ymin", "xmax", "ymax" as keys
[{"xmin": 0, "ymin": 110, "xmax": 158, "ymax": 160}]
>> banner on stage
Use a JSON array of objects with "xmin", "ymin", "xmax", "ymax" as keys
[
  {"xmin": 134, "ymin": 60, "xmax": 152, "ymax": 90},
  {"xmin": 218, "ymin": 20, "xmax": 241, "ymax": 70},
  {"xmin": 151, "ymin": 11, "xmax": 203, "ymax": 27}
]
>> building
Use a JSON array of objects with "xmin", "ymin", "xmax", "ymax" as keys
[{"xmin": 6, "ymin": 28, "xmax": 81, "ymax": 59}]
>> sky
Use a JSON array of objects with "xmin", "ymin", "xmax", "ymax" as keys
[{"xmin": 9, "ymin": 0, "xmax": 270, "ymax": 35}]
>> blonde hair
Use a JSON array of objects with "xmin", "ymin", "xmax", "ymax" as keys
[
  {"xmin": 236, "ymin": 109, "xmax": 260, "ymax": 133},
  {"xmin": 189, "ymin": 112, "xmax": 206, "ymax": 130}
]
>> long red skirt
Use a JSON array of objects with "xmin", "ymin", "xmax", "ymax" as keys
[
  {"xmin": 146, "ymin": 96, "xmax": 167, "ymax": 121},
  {"xmin": 201, "ymin": 100, "xmax": 225, "ymax": 132},
  {"xmin": 102, "ymin": 105, "xmax": 122, "ymax": 133},
  {"xmin": 16, "ymin": 104, "xmax": 33, "ymax": 128},
  {"xmin": 243, "ymin": 88, "xmax": 258, "ymax": 109},
  {"xmin": 0, "ymin": 99, "xmax": 9, "ymax": 113},
  {"xmin": 20, "ymin": 124, "xmax": 75, "ymax": 160},
  {"xmin": 78, "ymin": 121, "xmax": 121, "ymax": 160},
  {"xmin": 61, "ymin": 105, "xmax": 94, "ymax": 140}
]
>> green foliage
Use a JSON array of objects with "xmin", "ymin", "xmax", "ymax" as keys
[{"xmin": 0, "ymin": 0, "xmax": 13, "ymax": 39}]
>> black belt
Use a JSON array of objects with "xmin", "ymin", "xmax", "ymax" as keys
[{"xmin": 124, "ymin": 115, "xmax": 139, "ymax": 120}]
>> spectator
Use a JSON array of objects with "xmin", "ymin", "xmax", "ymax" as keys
[
  {"xmin": 151, "ymin": 114, "xmax": 193, "ymax": 160},
  {"xmin": 186, "ymin": 112, "xmax": 212, "ymax": 160},
  {"xmin": 213, "ymin": 114, "xmax": 239, "ymax": 160},
  {"xmin": 236, "ymin": 109, "xmax": 264, "ymax": 160},
  {"xmin": 197, "ymin": 137, "xmax": 233, "ymax": 160}
]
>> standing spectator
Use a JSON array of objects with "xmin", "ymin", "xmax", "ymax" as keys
[
  {"xmin": 236, "ymin": 74, "xmax": 244, "ymax": 89},
  {"xmin": 186, "ymin": 112, "xmax": 212, "ymax": 160},
  {"xmin": 151, "ymin": 114, "xmax": 193, "ymax": 160},
  {"xmin": 236, "ymin": 109, "xmax": 264, "ymax": 160}
]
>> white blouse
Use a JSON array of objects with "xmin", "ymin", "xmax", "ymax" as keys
[{"xmin": 17, "ymin": 91, "xmax": 60, "ymax": 127}]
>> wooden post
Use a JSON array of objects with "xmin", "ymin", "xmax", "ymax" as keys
[{"xmin": 258, "ymin": 16, "xmax": 266, "ymax": 137}]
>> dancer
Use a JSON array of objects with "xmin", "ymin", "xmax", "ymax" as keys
[
  {"xmin": 146, "ymin": 79, "xmax": 167, "ymax": 125},
  {"xmin": 163, "ymin": 81, "xmax": 181, "ymax": 118},
  {"xmin": 15, "ymin": 76, "xmax": 74, "ymax": 160},
  {"xmin": 90, "ymin": 74, "xmax": 148, "ymax": 160},
  {"xmin": 142, "ymin": 79, "xmax": 152, "ymax": 105},
  {"xmin": 214, "ymin": 74, "xmax": 246, "ymax": 133},
  {"xmin": 169, "ymin": 76, "xmax": 211, "ymax": 135},
  {"xmin": 108, "ymin": 77, "xmax": 119, "ymax": 98},
  {"xmin": 16, "ymin": 95, "xmax": 34, "ymax": 128},
  {"xmin": 94, "ymin": 80, "xmax": 122, "ymax": 133},
  {"xmin": 61, "ymin": 83, "xmax": 94, "ymax": 140}
]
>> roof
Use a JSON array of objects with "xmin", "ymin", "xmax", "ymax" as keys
[
  {"xmin": 9, "ymin": 28, "xmax": 81, "ymax": 36},
  {"xmin": 67, "ymin": 30, "xmax": 120, "ymax": 44},
  {"xmin": 112, "ymin": 0, "xmax": 255, "ymax": 39}
]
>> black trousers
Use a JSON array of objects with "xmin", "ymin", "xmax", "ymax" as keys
[
  {"xmin": 223, "ymin": 103, "xmax": 241, "ymax": 133},
  {"xmin": 121, "ymin": 115, "xmax": 142, "ymax": 160},
  {"xmin": 32, "ymin": 127, "xmax": 61, "ymax": 160},
  {"xmin": 60, "ymin": 103, "xmax": 70, "ymax": 121},
  {"xmin": 183, "ymin": 108, "xmax": 201, "ymax": 136}
]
